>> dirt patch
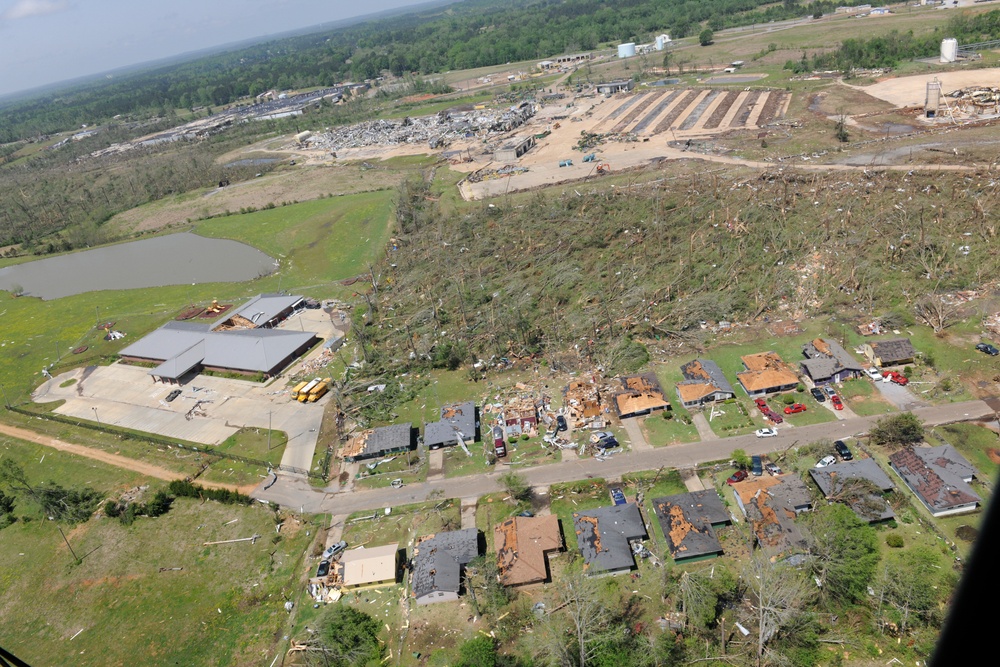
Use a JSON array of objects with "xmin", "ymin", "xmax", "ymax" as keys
[
  {"xmin": 856, "ymin": 68, "xmax": 1000, "ymax": 108},
  {"xmin": 987, "ymin": 448, "xmax": 1000, "ymax": 465},
  {"xmin": 955, "ymin": 525, "xmax": 979, "ymax": 542}
]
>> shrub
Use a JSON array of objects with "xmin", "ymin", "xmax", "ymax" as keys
[
  {"xmin": 782, "ymin": 394, "xmax": 796, "ymax": 405},
  {"xmin": 796, "ymin": 383, "xmax": 806, "ymax": 393},
  {"xmin": 886, "ymin": 534, "xmax": 904, "ymax": 548},
  {"xmin": 663, "ymin": 410, "xmax": 674, "ymax": 420},
  {"xmin": 903, "ymin": 366, "xmax": 913, "ymax": 377}
]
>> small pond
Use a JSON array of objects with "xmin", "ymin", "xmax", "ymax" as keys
[{"xmin": 0, "ymin": 232, "xmax": 277, "ymax": 300}]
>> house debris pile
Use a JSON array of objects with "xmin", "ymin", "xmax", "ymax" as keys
[
  {"xmin": 562, "ymin": 374, "xmax": 614, "ymax": 429},
  {"xmin": 314, "ymin": 104, "xmax": 535, "ymax": 151}
]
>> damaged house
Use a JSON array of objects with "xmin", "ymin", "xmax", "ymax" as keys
[
  {"xmin": 494, "ymin": 515, "xmax": 563, "ymax": 587},
  {"xmin": 572, "ymin": 503, "xmax": 648, "ymax": 575},
  {"xmin": 652, "ymin": 491, "xmax": 731, "ymax": 563},
  {"xmin": 808, "ymin": 458, "xmax": 896, "ymax": 522},
  {"xmin": 411, "ymin": 529, "xmax": 483, "ymax": 605},
  {"xmin": 889, "ymin": 445, "xmax": 980, "ymax": 517},
  {"xmin": 339, "ymin": 423, "xmax": 417, "ymax": 462},
  {"xmin": 562, "ymin": 375, "xmax": 611, "ymax": 428},
  {"xmin": 676, "ymin": 359, "xmax": 736, "ymax": 408},
  {"xmin": 861, "ymin": 338, "xmax": 917, "ymax": 369},
  {"xmin": 424, "ymin": 401, "xmax": 480, "ymax": 449},
  {"xmin": 800, "ymin": 338, "xmax": 864, "ymax": 385},
  {"xmin": 613, "ymin": 373, "xmax": 671, "ymax": 419},
  {"xmin": 731, "ymin": 476, "xmax": 812, "ymax": 558},
  {"xmin": 736, "ymin": 352, "xmax": 800, "ymax": 397}
]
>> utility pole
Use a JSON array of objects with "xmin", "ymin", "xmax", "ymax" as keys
[
  {"xmin": 0, "ymin": 382, "xmax": 9, "ymax": 408},
  {"xmin": 57, "ymin": 524, "xmax": 80, "ymax": 563},
  {"xmin": 268, "ymin": 410, "xmax": 273, "ymax": 451},
  {"xmin": 92, "ymin": 407, "xmax": 101, "ymax": 430}
]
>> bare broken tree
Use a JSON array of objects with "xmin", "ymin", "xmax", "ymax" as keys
[
  {"xmin": 741, "ymin": 552, "xmax": 812, "ymax": 667},
  {"xmin": 914, "ymin": 295, "xmax": 959, "ymax": 333}
]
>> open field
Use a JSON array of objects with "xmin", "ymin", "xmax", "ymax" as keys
[{"xmin": 0, "ymin": 459, "xmax": 315, "ymax": 667}]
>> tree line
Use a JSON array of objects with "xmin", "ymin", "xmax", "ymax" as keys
[{"xmin": 0, "ymin": 0, "xmax": 870, "ymax": 141}]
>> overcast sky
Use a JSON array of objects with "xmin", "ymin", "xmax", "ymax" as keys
[{"xmin": 0, "ymin": 0, "xmax": 437, "ymax": 98}]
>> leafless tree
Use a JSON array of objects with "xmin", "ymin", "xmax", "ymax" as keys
[{"xmin": 741, "ymin": 552, "xmax": 812, "ymax": 667}]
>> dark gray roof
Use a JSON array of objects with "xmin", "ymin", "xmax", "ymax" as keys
[
  {"xmin": 809, "ymin": 458, "xmax": 895, "ymax": 496},
  {"xmin": 652, "ymin": 491, "xmax": 729, "ymax": 560},
  {"xmin": 802, "ymin": 338, "xmax": 863, "ymax": 372},
  {"xmin": 573, "ymin": 503, "xmax": 647, "ymax": 573},
  {"xmin": 913, "ymin": 445, "xmax": 977, "ymax": 482},
  {"xmin": 424, "ymin": 401, "xmax": 478, "ymax": 447},
  {"xmin": 870, "ymin": 338, "xmax": 916, "ymax": 364},
  {"xmin": 800, "ymin": 358, "xmax": 839, "ymax": 381},
  {"xmin": 120, "ymin": 319, "xmax": 316, "ymax": 378},
  {"xmin": 358, "ymin": 424, "xmax": 415, "ymax": 459},
  {"xmin": 809, "ymin": 459, "xmax": 896, "ymax": 522},
  {"xmin": 770, "ymin": 475, "xmax": 813, "ymax": 511},
  {"xmin": 411, "ymin": 529, "xmax": 481, "ymax": 599},
  {"xmin": 679, "ymin": 359, "xmax": 734, "ymax": 394},
  {"xmin": 217, "ymin": 293, "xmax": 302, "ymax": 328},
  {"xmin": 889, "ymin": 446, "xmax": 980, "ymax": 514}
]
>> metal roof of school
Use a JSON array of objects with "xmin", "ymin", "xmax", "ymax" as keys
[
  {"xmin": 216, "ymin": 293, "xmax": 303, "ymax": 329},
  {"xmin": 120, "ymin": 320, "xmax": 315, "ymax": 378}
]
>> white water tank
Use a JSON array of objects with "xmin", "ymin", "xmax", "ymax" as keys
[
  {"xmin": 655, "ymin": 34, "xmax": 671, "ymax": 50},
  {"xmin": 617, "ymin": 42, "xmax": 636, "ymax": 59},
  {"xmin": 941, "ymin": 38, "xmax": 958, "ymax": 64}
]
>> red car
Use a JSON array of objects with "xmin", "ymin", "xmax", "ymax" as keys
[
  {"xmin": 831, "ymin": 395, "xmax": 844, "ymax": 410},
  {"xmin": 754, "ymin": 398, "xmax": 768, "ymax": 409},
  {"xmin": 727, "ymin": 470, "xmax": 748, "ymax": 485},
  {"xmin": 784, "ymin": 403, "xmax": 807, "ymax": 415},
  {"xmin": 882, "ymin": 371, "xmax": 909, "ymax": 386}
]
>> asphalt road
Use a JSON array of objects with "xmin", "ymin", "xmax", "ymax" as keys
[{"xmin": 257, "ymin": 399, "xmax": 996, "ymax": 514}]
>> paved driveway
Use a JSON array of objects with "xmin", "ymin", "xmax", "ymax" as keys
[{"xmin": 873, "ymin": 378, "xmax": 928, "ymax": 411}]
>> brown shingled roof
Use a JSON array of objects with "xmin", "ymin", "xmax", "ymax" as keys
[
  {"xmin": 494, "ymin": 515, "xmax": 562, "ymax": 586},
  {"xmin": 676, "ymin": 382, "xmax": 717, "ymax": 403}
]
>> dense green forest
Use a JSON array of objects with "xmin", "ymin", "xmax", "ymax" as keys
[{"xmin": 0, "ymin": 0, "xmax": 862, "ymax": 142}]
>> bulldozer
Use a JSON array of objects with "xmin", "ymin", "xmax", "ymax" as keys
[{"xmin": 595, "ymin": 162, "xmax": 610, "ymax": 175}]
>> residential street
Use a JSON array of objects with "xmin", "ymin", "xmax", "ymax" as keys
[{"xmin": 256, "ymin": 398, "xmax": 996, "ymax": 514}]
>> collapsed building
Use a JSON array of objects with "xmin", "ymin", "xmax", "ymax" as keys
[{"xmin": 562, "ymin": 375, "xmax": 613, "ymax": 429}]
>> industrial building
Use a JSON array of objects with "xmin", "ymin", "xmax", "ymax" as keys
[
  {"xmin": 596, "ymin": 80, "xmax": 634, "ymax": 95},
  {"xmin": 119, "ymin": 294, "xmax": 317, "ymax": 383},
  {"xmin": 493, "ymin": 136, "xmax": 535, "ymax": 163}
]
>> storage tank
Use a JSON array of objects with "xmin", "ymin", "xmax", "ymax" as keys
[
  {"xmin": 655, "ymin": 34, "xmax": 671, "ymax": 50},
  {"xmin": 617, "ymin": 43, "xmax": 636, "ymax": 59},
  {"xmin": 941, "ymin": 38, "xmax": 958, "ymax": 64}
]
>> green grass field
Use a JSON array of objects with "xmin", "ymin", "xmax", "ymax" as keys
[{"xmin": 0, "ymin": 446, "xmax": 314, "ymax": 667}]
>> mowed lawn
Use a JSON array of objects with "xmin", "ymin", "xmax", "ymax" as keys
[
  {"xmin": 194, "ymin": 191, "xmax": 395, "ymax": 286},
  {"xmin": 0, "ymin": 442, "xmax": 314, "ymax": 667}
]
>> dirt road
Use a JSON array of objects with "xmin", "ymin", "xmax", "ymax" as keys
[{"xmin": 0, "ymin": 421, "xmax": 253, "ymax": 493}]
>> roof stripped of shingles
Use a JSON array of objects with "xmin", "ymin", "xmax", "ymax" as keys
[
  {"xmin": 889, "ymin": 446, "xmax": 980, "ymax": 514},
  {"xmin": 737, "ymin": 352, "xmax": 798, "ymax": 392},
  {"xmin": 652, "ymin": 491, "xmax": 729, "ymax": 560},
  {"xmin": 494, "ymin": 515, "xmax": 562, "ymax": 586}
]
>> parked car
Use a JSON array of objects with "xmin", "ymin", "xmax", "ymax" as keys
[
  {"xmin": 165, "ymin": 389, "xmax": 182, "ymax": 402},
  {"xmin": 755, "ymin": 427, "xmax": 778, "ymax": 438},
  {"xmin": 609, "ymin": 487, "xmax": 627, "ymax": 505},
  {"xmin": 976, "ymin": 342, "xmax": 999, "ymax": 356},
  {"xmin": 824, "ymin": 386, "xmax": 837, "ymax": 397},
  {"xmin": 751, "ymin": 455, "xmax": 763, "ymax": 476},
  {"xmin": 768, "ymin": 413, "xmax": 784, "ymax": 424},
  {"xmin": 556, "ymin": 415, "xmax": 568, "ymax": 432},
  {"xmin": 597, "ymin": 435, "xmax": 620, "ymax": 450},
  {"xmin": 865, "ymin": 367, "xmax": 883, "ymax": 380},
  {"xmin": 727, "ymin": 470, "xmax": 749, "ymax": 485},
  {"xmin": 492, "ymin": 425, "xmax": 507, "ymax": 458},
  {"xmin": 830, "ymin": 395, "xmax": 844, "ymax": 410},
  {"xmin": 834, "ymin": 440, "xmax": 853, "ymax": 460},
  {"xmin": 754, "ymin": 398, "xmax": 768, "ymax": 409},
  {"xmin": 764, "ymin": 462, "xmax": 783, "ymax": 476},
  {"xmin": 784, "ymin": 403, "xmax": 807, "ymax": 414},
  {"xmin": 322, "ymin": 541, "xmax": 348, "ymax": 560},
  {"xmin": 810, "ymin": 387, "xmax": 826, "ymax": 402},
  {"xmin": 815, "ymin": 455, "xmax": 837, "ymax": 468},
  {"xmin": 882, "ymin": 370, "xmax": 909, "ymax": 386},
  {"xmin": 316, "ymin": 560, "xmax": 331, "ymax": 578}
]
